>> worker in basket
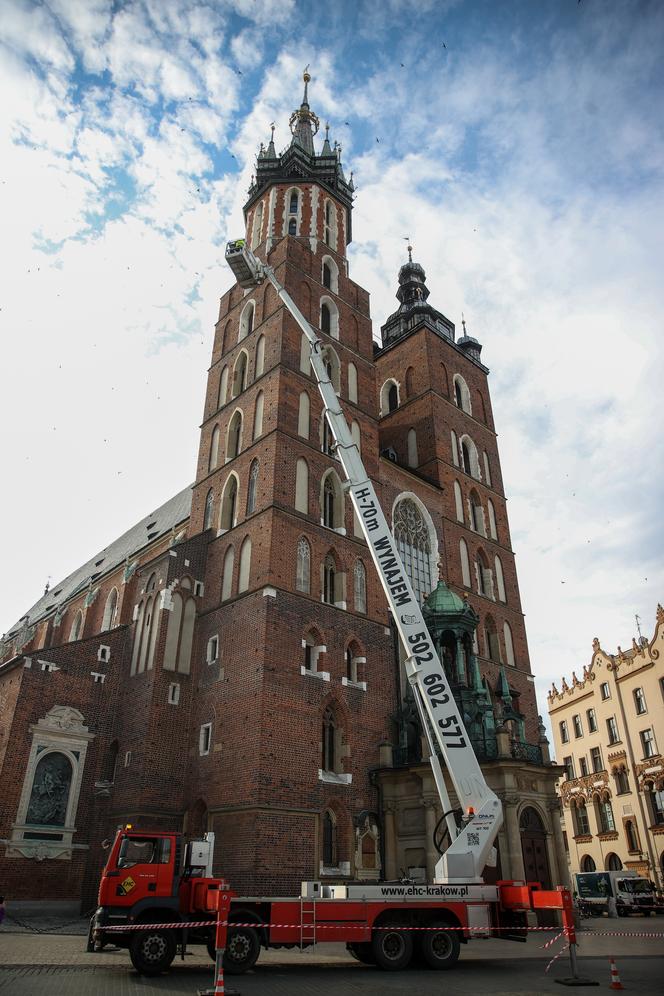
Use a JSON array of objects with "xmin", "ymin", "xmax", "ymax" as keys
[{"xmin": 226, "ymin": 238, "xmax": 245, "ymax": 253}]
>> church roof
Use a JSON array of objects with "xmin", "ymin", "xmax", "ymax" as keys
[{"xmin": 5, "ymin": 484, "xmax": 192, "ymax": 638}]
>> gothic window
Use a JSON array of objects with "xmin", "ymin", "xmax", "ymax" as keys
[
  {"xmin": 451, "ymin": 429, "xmax": 459, "ymax": 466},
  {"xmin": 323, "ymin": 261, "xmax": 331, "ymax": 288},
  {"xmin": 238, "ymin": 536, "xmax": 252, "ymax": 593},
  {"xmin": 303, "ymin": 628, "xmax": 323, "ymax": 672},
  {"xmin": 475, "ymin": 550, "xmax": 494, "ymax": 598},
  {"xmin": 322, "ymin": 708, "xmax": 336, "ymax": 771},
  {"xmin": 289, "ymin": 190, "xmax": 299, "ymax": 214},
  {"xmin": 503, "ymin": 621, "xmax": 515, "ymax": 666},
  {"xmin": 405, "ymin": 366, "xmax": 415, "ymax": 397},
  {"xmin": 321, "ymin": 471, "xmax": 343, "ymax": 530},
  {"xmin": 320, "ymin": 297, "xmax": 339, "ymax": 339},
  {"xmin": 625, "ymin": 819, "xmax": 640, "ymax": 851},
  {"xmin": 322, "ymin": 809, "xmax": 337, "ymax": 866},
  {"xmin": 454, "ymin": 481, "xmax": 464, "ymax": 522},
  {"xmin": 69, "ymin": 610, "xmax": 83, "ymax": 643},
  {"xmin": 288, "ymin": 218, "xmax": 297, "ymax": 235},
  {"xmin": 495, "ymin": 556, "xmax": 506, "ymax": 601},
  {"xmin": 219, "ymin": 474, "xmax": 238, "ymax": 532},
  {"xmin": 407, "ymin": 428, "xmax": 418, "ymax": 467},
  {"xmin": 209, "ymin": 424, "xmax": 220, "ymax": 471},
  {"xmin": 347, "ymin": 362, "xmax": 358, "ymax": 403},
  {"xmin": 350, "ymin": 420, "xmax": 361, "ymax": 455},
  {"xmin": 453, "ymin": 374, "xmax": 472, "ymax": 413},
  {"xmin": 483, "ymin": 451, "xmax": 492, "ymax": 486},
  {"xmin": 485, "ymin": 615, "xmax": 501, "ymax": 662},
  {"xmin": 253, "ymin": 391, "xmax": 264, "ymax": 439},
  {"xmin": 204, "ymin": 489, "xmax": 214, "ymax": 530},
  {"xmin": 487, "ymin": 499, "xmax": 498, "ymax": 540},
  {"xmin": 321, "ymin": 416, "xmax": 334, "ymax": 456},
  {"xmin": 101, "ymin": 588, "xmax": 118, "ymax": 632},
  {"xmin": 614, "ymin": 767, "xmax": 630, "ymax": 794},
  {"xmin": 27, "ymin": 752, "xmax": 72, "ymax": 827},
  {"xmin": 218, "ymin": 366, "xmax": 228, "ymax": 408},
  {"xmin": 255, "ymin": 335, "xmax": 265, "ymax": 377},
  {"xmin": 296, "ymin": 537, "xmax": 311, "ymax": 593},
  {"xmin": 246, "ymin": 460, "xmax": 258, "ymax": 515},
  {"xmin": 321, "ymin": 256, "xmax": 339, "ymax": 293},
  {"xmin": 251, "ymin": 201, "xmax": 263, "ymax": 249},
  {"xmin": 354, "ymin": 559, "xmax": 367, "ymax": 613},
  {"xmin": 393, "ymin": 497, "xmax": 435, "ymax": 605},
  {"xmin": 221, "ymin": 546, "xmax": 235, "ymax": 601},
  {"xmin": 323, "ymin": 555, "xmax": 336, "ymax": 604},
  {"xmin": 226, "ymin": 410, "xmax": 243, "ymax": 460},
  {"xmin": 232, "ymin": 352, "xmax": 248, "ymax": 396},
  {"xmin": 239, "ymin": 301, "xmax": 254, "ymax": 341},
  {"xmin": 295, "ymin": 458, "xmax": 309, "ymax": 514},
  {"xmin": 469, "ymin": 491, "xmax": 484, "ymax": 533},
  {"xmin": 321, "ymin": 301, "xmax": 330, "ymax": 334},
  {"xmin": 298, "ymin": 392, "xmax": 310, "ymax": 438},
  {"xmin": 321, "ymin": 345, "xmax": 341, "ymax": 392},
  {"xmin": 379, "ymin": 379, "xmax": 399, "ymax": 415},
  {"xmin": 460, "ymin": 434, "xmax": 480, "ymax": 479},
  {"xmin": 323, "ymin": 200, "xmax": 336, "ymax": 249}
]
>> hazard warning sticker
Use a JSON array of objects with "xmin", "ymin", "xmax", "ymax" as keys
[{"xmin": 118, "ymin": 875, "xmax": 136, "ymax": 896}]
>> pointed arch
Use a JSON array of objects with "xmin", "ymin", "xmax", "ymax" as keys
[
  {"xmin": 503, "ymin": 621, "xmax": 515, "ymax": 667},
  {"xmin": 322, "ymin": 552, "xmax": 337, "ymax": 605},
  {"xmin": 351, "ymin": 420, "xmax": 361, "ymax": 455},
  {"xmin": 298, "ymin": 391, "xmax": 310, "ymax": 438},
  {"xmin": 204, "ymin": 488, "xmax": 214, "ymax": 530},
  {"xmin": 405, "ymin": 366, "xmax": 415, "ymax": 397},
  {"xmin": 320, "ymin": 296, "xmax": 339, "ymax": 339},
  {"xmin": 232, "ymin": 350, "xmax": 248, "ymax": 396},
  {"xmin": 321, "ymin": 254, "xmax": 339, "ymax": 294},
  {"xmin": 239, "ymin": 300, "xmax": 255, "ymax": 341},
  {"xmin": 255, "ymin": 335, "xmax": 266, "ymax": 377},
  {"xmin": 451, "ymin": 429, "xmax": 459, "ymax": 467},
  {"xmin": 295, "ymin": 457, "xmax": 309, "ymax": 514},
  {"xmin": 238, "ymin": 536, "xmax": 252, "ymax": 593},
  {"xmin": 459, "ymin": 538, "xmax": 471, "ymax": 588},
  {"xmin": 263, "ymin": 281, "xmax": 278, "ymax": 318},
  {"xmin": 221, "ymin": 546, "xmax": 235, "ymax": 601},
  {"xmin": 101, "ymin": 587, "xmax": 119, "ymax": 632},
  {"xmin": 246, "ymin": 459, "xmax": 259, "ymax": 515},
  {"xmin": 454, "ymin": 481, "xmax": 464, "ymax": 522},
  {"xmin": 323, "ymin": 197, "xmax": 337, "ymax": 250},
  {"xmin": 226, "ymin": 409, "xmax": 243, "ymax": 460},
  {"xmin": 453, "ymin": 373, "xmax": 472, "ymax": 413},
  {"xmin": 380, "ymin": 378, "xmax": 399, "ymax": 415},
  {"xmin": 354, "ymin": 559, "xmax": 367, "ymax": 614},
  {"xmin": 483, "ymin": 450, "xmax": 492, "ymax": 486},
  {"xmin": 392, "ymin": 493, "xmax": 438, "ymax": 605},
  {"xmin": 251, "ymin": 199, "xmax": 264, "ymax": 249},
  {"xmin": 284, "ymin": 186, "xmax": 302, "ymax": 235},
  {"xmin": 300, "ymin": 332, "xmax": 311, "ymax": 374},
  {"xmin": 253, "ymin": 390, "xmax": 264, "ymax": 439},
  {"xmin": 296, "ymin": 536, "xmax": 311, "ymax": 593},
  {"xmin": 485, "ymin": 614, "xmax": 501, "ymax": 662},
  {"xmin": 407, "ymin": 427, "xmax": 418, "ymax": 467},
  {"xmin": 347, "ymin": 362, "xmax": 358, "ymax": 404},
  {"xmin": 321, "ymin": 468, "xmax": 344, "ymax": 531},
  {"xmin": 487, "ymin": 499, "xmax": 498, "ymax": 540},
  {"xmin": 321, "ymin": 344, "xmax": 341, "ymax": 392},
  {"xmin": 469, "ymin": 489, "xmax": 485, "ymax": 534},
  {"xmin": 460, "ymin": 433, "xmax": 481, "ymax": 479},
  {"xmin": 219, "ymin": 473, "xmax": 239, "ymax": 532},
  {"xmin": 209, "ymin": 424, "xmax": 220, "ymax": 471},
  {"xmin": 495, "ymin": 555, "xmax": 506, "ymax": 601},
  {"xmin": 218, "ymin": 366, "xmax": 228, "ymax": 409},
  {"xmin": 69, "ymin": 610, "xmax": 83, "ymax": 643}
]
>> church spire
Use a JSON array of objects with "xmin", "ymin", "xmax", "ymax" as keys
[{"xmin": 289, "ymin": 67, "xmax": 320, "ymax": 156}]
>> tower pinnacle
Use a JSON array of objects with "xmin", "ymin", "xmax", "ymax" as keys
[{"xmin": 289, "ymin": 66, "xmax": 319, "ymax": 155}]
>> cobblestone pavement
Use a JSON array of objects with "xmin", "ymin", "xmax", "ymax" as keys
[{"xmin": 1, "ymin": 914, "xmax": 662, "ymax": 995}]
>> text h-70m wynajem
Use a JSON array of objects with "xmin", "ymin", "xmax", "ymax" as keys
[{"xmin": 225, "ymin": 240, "xmax": 502, "ymax": 884}]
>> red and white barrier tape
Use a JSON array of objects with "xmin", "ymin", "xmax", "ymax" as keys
[
  {"xmin": 544, "ymin": 939, "xmax": 569, "ymax": 974},
  {"xmin": 541, "ymin": 929, "xmax": 565, "ymax": 951}
]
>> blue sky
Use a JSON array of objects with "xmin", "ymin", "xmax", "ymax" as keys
[{"xmin": 1, "ymin": 0, "xmax": 663, "ymax": 742}]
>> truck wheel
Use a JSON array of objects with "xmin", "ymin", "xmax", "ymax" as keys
[
  {"xmin": 347, "ymin": 941, "xmax": 376, "ymax": 965},
  {"xmin": 420, "ymin": 922, "xmax": 460, "ymax": 970},
  {"xmin": 129, "ymin": 930, "xmax": 176, "ymax": 975},
  {"xmin": 223, "ymin": 925, "xmax": 260, "ymax": 975},
  {"xmin": 372, "ymin": 927, "xmax": 413, "ymax": 970}
]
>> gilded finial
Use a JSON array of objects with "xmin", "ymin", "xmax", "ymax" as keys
[
  {"xmin": 461, "ymin": 311, "xmax": 467, "ymax": 335},
  {"xmin": 407, "ymin": 244, "xmax": 413, "ymax": 263}
]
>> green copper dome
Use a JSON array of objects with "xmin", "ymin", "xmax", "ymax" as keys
[{"xmin": 423, "ymin": 580, "xmax": 467, "ymax": 616}]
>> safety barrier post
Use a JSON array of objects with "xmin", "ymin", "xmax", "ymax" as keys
[
  {"xmin": 554, "ymin": 887, "xmax": 598, "ymax": 987},
  {"xmin": 198, "ymin": 889, "xmax": 240, "ymax": 996}
]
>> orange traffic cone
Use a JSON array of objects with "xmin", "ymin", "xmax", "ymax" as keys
[{"xmin": 609, "ymin": 956, "xmax": 624, "ymax": 990}]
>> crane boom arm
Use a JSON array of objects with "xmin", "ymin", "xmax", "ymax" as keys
[{"xmin": 225, "ymin": 242, "xmax": 502, "ymax": 882}]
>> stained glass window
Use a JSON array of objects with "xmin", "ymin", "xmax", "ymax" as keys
[{"xmin": 393, "ymin": 498, "xmax": 434, "ymax": 605}]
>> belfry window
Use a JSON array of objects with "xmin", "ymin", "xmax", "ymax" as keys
[
  {"xmin": 289, "ymin": 191, "xmax": 299, "ymax": 214},
  {"xmin": 288, "ymin": 218, "xmax": 297, "ymax": 235}
]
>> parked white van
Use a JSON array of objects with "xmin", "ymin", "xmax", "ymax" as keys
[{"xmin": 574, "ymin": 870, "xmax": 654, "ymax": 916}]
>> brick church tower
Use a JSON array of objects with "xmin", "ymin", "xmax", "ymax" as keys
[{"xmin": 0, "ymin": 72, "xmax": 567, "ymax": 909}]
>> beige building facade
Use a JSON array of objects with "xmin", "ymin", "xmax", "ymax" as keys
[{"xmin": 548, "ymin": 604, "xmax": 664, "ymax": 887}]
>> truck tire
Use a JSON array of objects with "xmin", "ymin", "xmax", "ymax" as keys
[
  {"xmin": 223, "ymin": 924, "xmax": 260, "ymax": 975},
  {"xmin": 371, "ymin": 927, "xmax": 413, "ymax": 970},
  {"xmin": 129, "ymin": 929, "xmax": 176, "ymax": 975},
  {"xmin": 419, "ymin": 922, "xmax": 460, "ymax": 970},
  {"xmin": 347, "ymin": 941, "xmax": 376, "ymax": 965}
]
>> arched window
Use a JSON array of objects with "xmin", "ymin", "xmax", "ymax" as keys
[
  {"xmin": 485, "ymin": 615, "xmax": 501, "ymax": 662},
  {"xmin": 405, "ymin": 366, "xmax": 415, "ymax": 397},
  {"xmin": 296, "ymin": 537, "xmax": 311, "ymax": 593},
  {"xmin": 487, "ymin": 499, "xmax": 497, "ymax": 540},
  {"xmin": 460, "ymin": 538, "xmax": 471, "ymax": 587},
  {"xmin": 483, "ymin": 451, "xmax": 492, "ymax": 486},
  {"xmin": 581, "ymin": 854, "xmax": 596, "ymax": 873},
  {"xmin": 451, "ymin": 429, "xmax": 459, "ymax": 467},
  {"xmin": 354, "ymin": 560, "xmax": 367, "ymax": 613},
  {"xmin": 613, "ymin": 766, "xmax": 630, "ymax": 795},
  {"xmin": 453, "ymin": 374, "xmax": 472, "ymax": 413},
  {"xmin": 204, "ymin": 488, "xmax": 214, "ymax": 530},
  {"xmin": 239, "ymin": 301, "xmax": 254, "ymax": 341},
  {"xmin": 595, "ymin": 795, "xmax": 615, "ymax": 833},
  {"xmin": 69, "ymin": 610, "xmax": 83, "ymax": 643},
  {"xmin": 289, "ymin": 190, "xmax": 299, "ymax": 214},
  {"xmin": 226, "ymin": 410, "xmax": 243, "ymax": 460},
  {"xmin": 321, "ymin": 256, "xmax": 339, "ymax": 293},
  {"xmin": 460, "ymin": 434, "xmax": 481, "ymax": 479},
  {"xmin": 454, "ymin": 481, "xmax": 464, "ymax": 522},
  {"xmin": 246, "ymin": 460, "xmax": 258, "ymax": 515},
  {"xmin": 393, "ymin": 496, "xmax": 436, "ymax": 605},
  {"xmin": 495, "ymin": 556, "xmax": 506, "ymax": 601},
  {"xmin": 218, "ymin": 366, "xmax": 228, "ymax": 408},
  {"xmin": 303, "ymin": 628, "xmax": 324, "ymax": 672},
  {"xmin": 209, "ymin": 424, "xmax": 220, "ymax": 471},
  {"xmin": 238, "ymin": 536, "xmax": 252, "ymax": 593},
  {"xmin": 26, "ymin": 752, "xmax": 73, "ymax": 827},
  {"xmin": 606, "ymin": 853, "xmax": 623, "ymax": 871},
  {"xmin": 350, "ymin": 420, "xmax": 361, "ymax": 455},
  {"xmin": 407, "ymin": 428, "xmax": 418, "ymax": 467},
  {"xmin": 251, "ymin": 200, "xmax": 264, "ymax": 249},
  {"xmin": 503, "ymin": 621, "xmax": 515, "ymax": 667},
  {"xmin": 322, "ymin": 415, "xmax": 334, "ymax": 456},
  {"xmin": 469, "ymin": 490, "xmax": 484, "ymax": 534},
  {"xmin": 232, "ymin": 352, "xmax": 248, "ymax": 396},
  {"xmin": 295, "ymin": 458, "xmax": 309, "ymax": 514},
  {"xmin": 101, "ymin": 588, "xmax": 118, "ymax": 632},
  {"xmin": 286, "ymin": 188, "xmax": 300, "ymax": 236},
  {"xmin": 322, "ymin": 707, "xmax": 336, "ymax": 771},
  {"xmin": 476, "ymin": 550, "xmax": 494, "ymax": 598},
  {"xmin": 321, "ymin": 471, "xmax": 343, "ymax": 530},
  {"xmin": 321, "ymin": 345, "xmax": 341, "ymax": 393},
  {"xmin": 221, "ymin": 546, "xmax": 235, "ymax": 601},
  {"xmin": 379, "ymin": 379, "xmax": 399, "ymax": 414},
  {"xmin": 322, "ymin": 809, "xmax": 337, "ymax": 865},
  {"xmin": 253, "ymin": 391, "xmax": 264, "ymax": 439},
  {"xmin": 324, "ymin": 199, "xmax": 336, "ymax": 249},
  {"xmin": 219, "ymin": 474, "xmax": 238, "ymax": 532},
  {"xmin": 300, "ymin": 332, "xmax": 311, "ymax": 374},
  {"xmin": 347, "ymin": 362, "xmax": 358, "ymax": 404},
  {"xmin": 323, "ymin": 554, "xmax": 336, "ymax": 604},
  {"xmin": 255, "ymin": 335, "xmax": 265, "ymax": 377},
  {"xmin": 573, "ymin": 800, "xmax": 590, "ymax": 836},
  {"xmin": 625, "ymin": 819, "xmax": 639, "ymax": 851},
  {"xmin": 288, "ymin": 218, "xmax": 297, "ymax": 235},
  {"xmin": 298, "ymin": 392, "xmax": 310, "ymax": 438},
  {"xmin": 319, "ymin": 297, "xmax": 339, "ymax": 339}
]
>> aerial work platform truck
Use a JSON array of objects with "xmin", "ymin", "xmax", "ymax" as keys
[{"xmin": 89, "ymin": 243, "xmax": 575, "ymax": 976}]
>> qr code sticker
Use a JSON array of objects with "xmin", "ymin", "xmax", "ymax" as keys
[{"xmin": 467, "ymin": 832, "xmax": 480, "ymax": 847}]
